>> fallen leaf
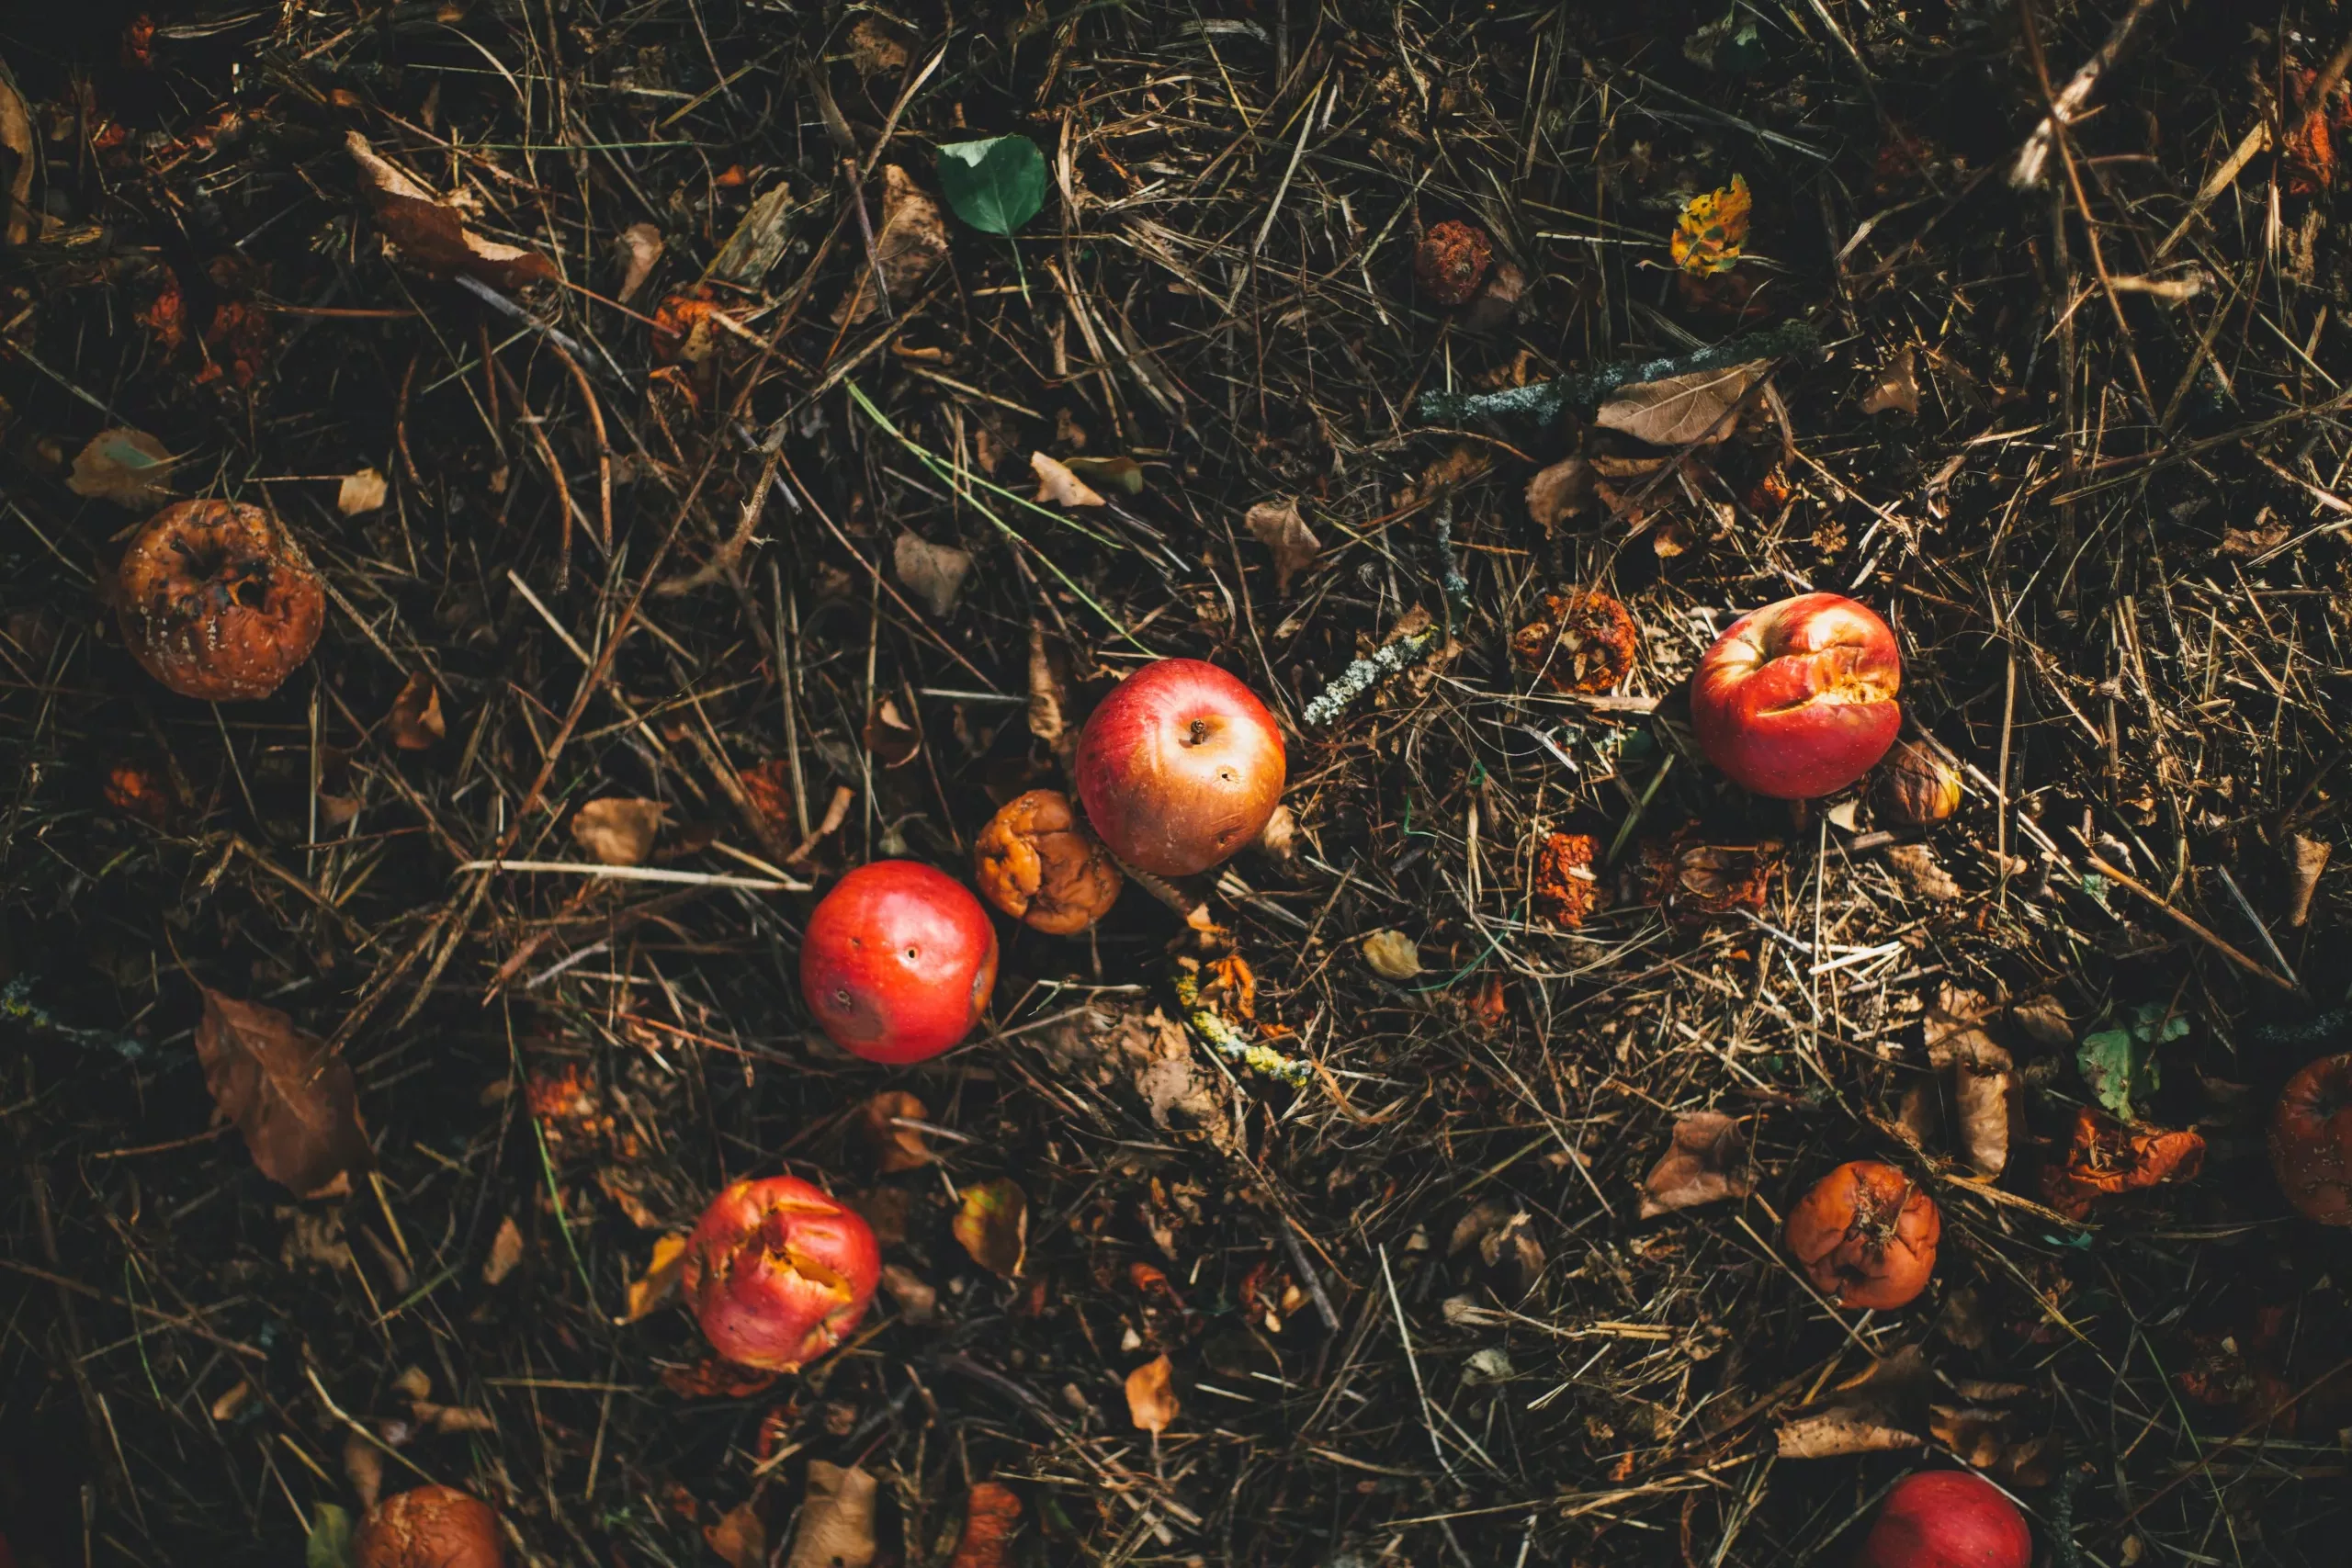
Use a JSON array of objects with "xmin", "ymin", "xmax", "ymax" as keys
[
  {"xmin": 1885, "ymin": 842, "xmax": 1962, "ymax": 902},
  {"xmin": 1639, "ymin": 1111, "xmax": 1756, "ymax": 1217},
  {"xmin": 856, "ymin": 1090, "xmax": 936, "ymax": 1173},
  {"xmin": 419, "ymin": 1403, "xmax": 495, "ymax": 1434},
  {"xmin": 0, "ymin": 73, "xmax": 33, "ymax": 246},
  {"xmin": 836, "ymin": 164, "xmax": 945, "ymax": 323},
  {"xmin": 621, "ymin": 1233, "xmax": 690, "ymax": 1323},
  {"xmin": 936, "ymin": 137, "xmax": 1049, "ymax": 237},
  {"xmin": 1245, "ymin": 499, "xmax": 1320, "ymax": 592},
  {"xmin": 786, "ymin": 1462, "xmax": 877, "ymax": 1568},
  {"xmin": 197, "ymin": 989, "xmax": 370, "ymax": 1199},
  {"xmin": 279, "ymin": 1206, "xmax": 354, "ymax": 1272},
  {"xmin": 1524, "ymin": 457, "xmax": 1594, "ymax": 530},
  {"xmin": 347, "ymin": 131, "xmax": 557, "ymax": 289},
  {"xmin": 1064, "ymin": 455, "xmax": 1146, "ymax": 495},
  {"xmin": 1860, "ymin": 345, "xmax": 1921, "ymax": 417},
  {"xmin": 1026, "ymin": 623, "xmax": 1068, "ymax": 748},
  {"xmin": 863, "ymin": 697, "xmax": 922, "ymax": 769},
  {"xmin": 1594, "ymin": 360, "xmax": 1769, "ymax": 448},
  {"xmin": 481, "ymin": 1216, "xmax": 525, "ymax": 1286},
  {"xmin": 1670, "ymin": 174, "xmax": 1751, "ymax": 276},
  {"xmin": 615, "ymin": 222, "xmax": 663, "ymax": 303},
  {"xmin": 2289, "ymin": 832, "xmax": 2332, "ymax": 927},
  {"xmin": 209, "ymin": 1380, "xmax": 254, "ymax": 1422},
  {"xmin": 945, "ymin": 1483, "xmax": 1023, "ymax": 1568},
  {"xmin": 1125, "ymin": 1353, "xmax": 1180, "ymax": 1433},
  {"xmin": 337, "ymin": 467, "xmax": 389, "ymax": 516},
  {"xmin": 954, "ymin": 1179, "xmax": 1028, "ymax": 1277},
  {"xmin": 2221, "ymin": 519, "xmax": 2290, "ymax": 558},
  {"xmin": 1928, "ymin": 1010, "xmax": 2015, "ymax": 1178},
  {"xmin": 66, "ymin": 427, "xmax": 177, "ymax": 506},
  {"xmin": 571, "ymin": 797, "xmax": 666, "ymax": 866},
  {"xmin": 1361, "ymin": 929, "xmax": 1422, "ymax": 981},
  {"xmin": 894, "ymin": 531, "xmax": 973, "ymax": 617},
  {"xmin": 846, "ymin": 17, "xmax": 911, "ymax": 76},
  {"xmin": 707, "ymin": 1500, "xmax": 767, "ymax": 1568},
  {"xmin": 1775, "ymin": 1344, "xmax": 1932, "ymax": 1459},
  {"xmin": 341, "ymin": 1430, "xmax": 383, "ymax": 1512},
  {"xmin": 2008, "ymin": 995, "xmax": 2073, "ymax": 1048},
  {"xmin": 709, "ymin": 184, "xmax": 796, "ymax": 288},
  {"xmin": 385, "ymin": 674, "xmax": 444, "ymax": 750},
  {"xmin": 2040, "ymin": 1106, "xmax": 2205, "ymax": 1220},
  {"xmin": 1035, "ymin": 1004, "xmax": 1238, "ymax": 1155},
  {"xmin": 1930, "ymin": 1392, "xmax": 2057, "ymax": 1488},
  {"xmin": 879, "ymin": 1262, "xmax": 938, "ymax": 1325},
  {"xmin": 1031, "ymin": 452, "xmax": 1105, "ymax": 508}
]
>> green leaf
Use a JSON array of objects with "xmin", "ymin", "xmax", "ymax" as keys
[
  {"xmin": 936, "ymin": 137, "xmax": 1048, "ymax": 236},
  {"xmin": 2078, "ymin": 1026, "xmax": 2157, "ymax": 1121},
  {"xmin": 306, "ymin": 1503, "xmax": 356, "ymax": 1568}
]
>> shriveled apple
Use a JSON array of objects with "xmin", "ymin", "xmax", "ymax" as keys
[
  {"xmin": 1073, "ymin": 659, "xmax": 1285, "ymax": 877},
  {"xmin": 800, "ymin": 862, "xmax": 998, "ymax": 1065},
  {"xmin": 1784, "ymin": 1159, "xmax": 1939, "ymax": 1310},
  {"xmin": 353, "ymin": 1484, "xmax": 506, "ymax": 1568},
  {"xmin": 682, "ymin": 1176, "xmax": 881, "ymax": 1371},
  {"xmin": 1690, "ymin": 592, "xmax": 1901, "ymax": 799}
]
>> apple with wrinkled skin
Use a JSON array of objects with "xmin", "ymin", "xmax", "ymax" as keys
[
  {"xmin": 1851, "ymin": 1471, "xmax": 2031, "ymax": 1568},
  {"xmin": 353, "ymin": 1485, "xmax": 506, "ymax": 1568},
  {"xmin": 801, "ymin": 862, "xmax": 998, "ymax": 1066},
  {"xmin": 1074, "ymin": 659, "xmax": 1286, "ymax": 878},
  {"xmin": 1690, "ymin": 592, "xmax": 1902, "ymax": 799},
  {"xmin": 1784, "ymin": 1159, "xmax": 1939, "ymax": 1311},
  {"xmin": 683, "ymin": 1176, "xmax": 881, "ymax": 1372}
]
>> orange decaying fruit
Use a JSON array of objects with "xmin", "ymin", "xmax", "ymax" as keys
[
  {"xmin": 683, "ymin": 1176, "xmax": 882, "ymax": 1371},
  {"xmin": 1783, "ymin": 1159, "xmax": 1939, "ymax": 1310},
  {"xmin": 114, "ymin": 500, "xmax": 324, "ymax": 700},
  {"xmin": 352, "ymin": 1485, "xmax": 506, "ymax": 1568},
  {"xmin": 973, "ymin": 790, "xmax": 1123, "ymax": 936},
  {"xmin": 2272, "ymin": 1055, "xmax": 2352, "ymax": 1224}
]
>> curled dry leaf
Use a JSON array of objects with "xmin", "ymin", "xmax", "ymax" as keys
[
  {"xmin": 337, "ymin": 467, "xmax": 389, "ymax": 516},
  {"xmin": 386, "ymin": 673, "xmax": 445, "ymax": 750},
  {"xmin": 1031, "ymin": 452, "xmax": 1105, "ymax": 509},
  {"xmin": 855, "ymin": 1090, "xmax": 936, "ymax": 1173},
  {"xmin": 836, "ymin": 164, "xmax": 945, "ymax": 324},
  {"xmin": 706, "ymin": 1501, "xmax": 766, "ymax": 1568},
  {"xmin": 709, "ymin": 184, "xmax": 796, "ymax": 288},
  {"xmin": 1594, "ymin": 360, "xmax": 1770, "ymax": 448},
  {"xmin": 67, "ymin": 427, "xmax": 176, "ymax": 506},
  {"xmin": 196, "ymin": 989, "xmax": 370, "ymax": 1199},
  {"xmin": 894, "ymin": 531, "xmax": 973, "ymax": 618},
  {"xmin": 1034, "ymin": 1004, "xmax": 1238, "ymax": 1154},
  {"xmin": 1245, "ymin": 499, "xmax": 1321, "ymax": 593},
  {"xmin": 1860, "ymin": 345, "xmax": 1922, "ymax": 417},
  {"xmin": 1065, "ymin": 455, "xmax": 1145, "ymax": 495},
  {"xmin": 1930, "ymin": 1385, "xmax": 2057, "ymax": 1488},
  {"xmin": 1524, "ymin": 457, "xmax": 1595, "ymax": 531},
  {"xmin": 615, "ymin": 222, "xmax": 664, "ymax": 303},
  {"xmin": 847, "ymin": 17, "xmax": 912, "ymax": 76},
  {"xmin": 1361, "ymin": 929, "xmax": 1422, "ymax": 980},
  {"xmin": 1025, "ymin": 622, "xmax": 1067, "ymax": 748},
  {"xmin": 945, "ymin": 1483, "xmax": 1023, "ymax": 1568},
  {"xmin": 786, "ymin": 1462, "xmax": 877, "ymax": 1568},
  {"xmin": 1927, "ymin": 1007, "xmax": 2016, "ymax": 1178},
  {"xmin": 481, "ymin": 1216, "xmax": 525, "ymax": 1286},
  {"xmin": 1775, "ymin": 1344, "xmax": 1931, "ymax": 1459},
  {"xmin": 347, "ymin": 131, "xmax": 557, "ymax": 289},
  {"xmin": 953, "ymin": 1179, "xmax": 1028, "ymax": 1277},
  {"xmin": 879, "ymin": 1262, "xmax": 938, "ymax": 1325},
  {"xmin": 2039, "ymin": 1106, "xmax": 2205, "ymax": 1221},
  {"xmin": 2289, "ymin": 832, "xmax": 2331, "ymax": 927},
  {"xmin": 1125, "ymin": 1353, "xmax": 1180, "ymax": 1433},
  {"xmin": 571, "ymin": 797, "xmax": 665, "ymax": 867},
  {"xmin": 1884, "ymin": 841, "xmax": 1963, "ymax": 902},
  {"xmin": 1639, "ymin": 1111, "xmax": 1755, "ymax": 1218},
  {"xmin": 621, "ymin": 1233, "xmax": 690, "ymax": 1323},
  {"xmin": 2009, "ymin": 994, "xmax": 2074, "ymax": 1048}
]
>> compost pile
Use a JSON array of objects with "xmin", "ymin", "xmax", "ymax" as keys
[{"xmin": 4, "ymin": 1, "xmax": 2352, "ymax": 1564}]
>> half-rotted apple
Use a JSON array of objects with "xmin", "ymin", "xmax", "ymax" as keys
[{"xmin": 1690, "ymin": 592, "xmax": 1901, "ymax": 800}]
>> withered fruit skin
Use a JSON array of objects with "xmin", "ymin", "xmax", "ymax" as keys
[
  {"xmin": 353, "ymin": 1484, "xmax": 506, "ymax": 1568},
  {"xmin": 1875, "ymin": 736, "xmax": 1963, "ymax": 828},
  {"xmin": 2272, "ymin": 1055, "xmax": 2352, "ymax": 1224},
  {"xmin": 115, "ymin": 500, "xmax": 325, "ymax": 701},
  {"xmin": 1783, "ymin": 1159, "xmax": 1939, "ymax": 1310},
  {"xmin": 1413, "ymin": 220, "xmax": 1493, "ymax": 306},
  {"xmin": 973, "ymin": 789, "xmax": 1123, "ymax": 935}
]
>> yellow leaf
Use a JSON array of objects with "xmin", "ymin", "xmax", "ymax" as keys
[
  {"xmin": 1670, "ymin": 174, "xmax": 1751, "ymax": 276},
  {"xmin": 953, "ymin": 1179, "xmax": 1028, "ymax": 1277},
  {"xmin": 1031, "ymin": 452, "xmax": 1105, "ymax": 508},
  {"xmin": 622, "ymin": 1233, "xmax": 690, "ymax": 1323},
  {"xmin": 1125, "ymin": 1353, "xmax": 1179, "ymax": 1433}
]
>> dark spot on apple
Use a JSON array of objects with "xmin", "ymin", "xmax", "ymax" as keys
[
  {"xmin": 903, "ymin": 945, "xmax": 919, "ymax": 962},
  {"xmin": 1217, "ymin": 767, "xmax": 1235, "ymax": 784},
  {"xmin": 832, "ymin": 987, "xmax": 853, "ymax": 1010}
]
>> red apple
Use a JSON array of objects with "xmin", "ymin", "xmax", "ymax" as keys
[
  {"xmin": 683, "ymin": 1176, "xmax": 882, "ymax": 1371},
  {"xmin": 353, "ymin": 1485, "xmax": 506, "ymax": 1568},
  {"xmin": 801, "ymin": 861, "xmax": 998, "ymax": 1065},
  {"xmin": 1690, "ymin": 592, "xmax": 1902, "ymax": 799},
  {"xmin": 1073, "ymin": 659, "xmax": 1286, "ymax": 877},
  {"xmin": 1852, "ymin": 1471, "xmax": 2031, "ymax": 1568},
  {"xmin": 2271, "ymin": 1054, "xmax": 2352, "ymax": 1224}
]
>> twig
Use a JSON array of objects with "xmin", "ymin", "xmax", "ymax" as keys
[
  {"xmin": 2085, "ymin": 854, "xmax": 2302, "ymax": 996},
  {"xmin": 1411, "ymin": 319, "xmax": 1818, "ymax": 430},
  {"xmin": 2008, "ymin": 0, "xmax": 2164, "ymax": 188}
]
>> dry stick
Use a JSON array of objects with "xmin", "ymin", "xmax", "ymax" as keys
[
  {"xmin": 2008, "ymin": 0, "xmax": 2165, "ymax": 188},
  {"xmin": 539, "ymin": 333, "xmax": 614, "ymax": 552},
  {"xmin": 489, "ymin": 353, "xmax": 582, "ymax": 585},
  {"xmin": 2159, "ymin": 28, "xmax": 2352, "ymax": 261},
  {"xmin": 2085, "ymin": 854, "xmax": 2302, "ymax": 996}
]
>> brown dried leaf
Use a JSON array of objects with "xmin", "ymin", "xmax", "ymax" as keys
[
  {"xmin": 856, "ymin": 1090, "xmax": 936, "ymax": 1173},
  {"xmin": 1246, "ymin": 499, "xmax": 1320, "ymax": 592},
  {"xmin": 2221, "ymin": 519, "xmax": 2290, "ymax": 558},
  {"xmin": 1593, "ymin": 360, "xmax": 1769, "ymax": 447},
  {"xmin": 66, "ymin": 427, "xmax": 177, "ymax": 506},
  {"xmin": 1524, "ymin": 457, "xmax": 1594, "ymax": 530},
  {"xmin": 954, "ymin": 1179, "xmax": 1028, "ymax": 1277},
  {"xmin": 386, "ymin": 673, "xmax": 445, "ymax": 750},
  {"xmin": 786, "ymin": 1462, "xmax": 877, "ymax": 1568},
  {"xmin": 1775, "ymin": 1344, "xmax": 1932, "ymax": 1459},
  {"xmin": 846, "ymin": 17, "xmax": 911, "ymax": 76},
  {"xmin": 894, "ymin": 532, "xmax": 973, "ymax": 617},
  {"xmin": 709, "ymin": 184, "xmax": 796, "ymax": 288},
  {"xmin": 1860, "ymin": 345, "xmax": 1921, "ymax": 417},
  {"xmin": 1025, "ymin": 622, "xmax": 1067, "ymax": 747},
  {"xmin": 347, "ymin": 132, "xmax": 557, "ymax": 289},
  {"xmin": 879, "ymin": 1262, "xmax": 938, "ymax": 1325},
  {"xmin": 1884, "ymin": 841, "xmax": 1962, "ymax": 902},
  {"xmin": 621, "ymin": 1233, "xmax": 690, "ymax": 1323},
  {"xmin": 2289, "ymin": 832, "xmax": 2332, "ymax": 927},
  {"xmin": 1125, "ymin": 1353, "xmax": 1180, "ymax": 1434},
  {"xmin": 197, "ymin": 990, "xmax": 370, "ymax": 1199},
  {"xmin": 1362, "ymin": 929, "xmax": 1422, "ymax": 980},
  {"xmin": 1639, "ymin": 1111, "xmax": 1756, "ymax": 1218},
  {"xmin": 1928, "ymin": 1014, "xmax": 2015, "ymax": 1178},
  {"xmin": 836, "ymin": 165, "xmax": 944, "ymax": 323},
  {"xmin": 945, "ymin": 1483, "xmax": 1023, "ymax": 1568},
  {"xmin": 481, "ymin": 1216, "xmax": 524, "ymax": 1286},
  {"xmin": 337, "ymin": 468, "xmax": 389, "ymax": 516},
  {"xmin": 2009, "ymin": 994, "xmax": 2074, "ymax": 1048},
  {"xmin": 615, "ymin": 222, "xmax": 663, "ymax": 303},
  {"xmin": 1031, "ymin": 452, "xmax": 1106, "ymax": 508},
  {"xmin": 707, "ymin": 1501, "xmax": 767, "ymax": 1568},
  {"xmin": 571, "ymin": 797, "xmax": 665, "ymax": 867},
  {"xmin": 342, "ymin": 1427, "xmax": 384, "ymax": 1511}
]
